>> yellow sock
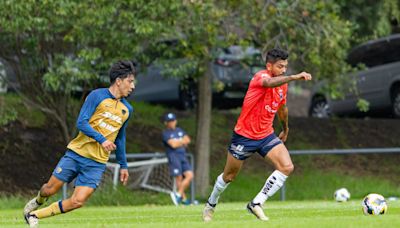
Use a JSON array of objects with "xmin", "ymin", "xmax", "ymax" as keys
[
  {"xmin": 36, "ymin": 191, "xmax": 48, "ymax": 204},
  {"xmin": 31, "ymin": 201, "xmax": 64, "ymax": 219}
]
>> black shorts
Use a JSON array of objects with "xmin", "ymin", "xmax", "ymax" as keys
[
  {"xmin": 166, "ymin": 152, "xmax": 192, "ymax": 177},
  {"xmin": 227, "ymin": 132, "xmax": 282, "ymax": 160}
]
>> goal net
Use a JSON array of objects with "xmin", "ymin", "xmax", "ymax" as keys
[
  {"xmin": 63, "ymin": 153, "xmax": 195, "ymax": 203},
  {"xmin": 106, "ymin": 153, "xmax": 173, "ymax": 193}
]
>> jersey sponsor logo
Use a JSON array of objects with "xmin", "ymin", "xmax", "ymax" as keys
[
  {"xmin": 277, "ymin": 88, "xmax": 284, "ymax": 101},
  {"xmin": 101, "ymin": 111, "xmax": 122, "ymax": 124},
  {"xmin": 261, "ymin": 73, "xmax": 269, "ymax": 77},
  {"xmin": 264, "ymin": 105, "xmax": 277, "ymax": 113},
  {"xmin": 99, "ymin": 119, "xmax": 118, "ymax": 132}
]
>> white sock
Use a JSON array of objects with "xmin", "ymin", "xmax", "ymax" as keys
[
  {"xmin": 207, "ymin": 173, "xmax": 229, "ymax": 205},
  {"xmin": 253, "ymin": 170, "xmax": 288, "ymax": 205}
]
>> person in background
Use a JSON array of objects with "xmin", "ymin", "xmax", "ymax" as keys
[{"xmin": 162, "ymin": 112, "xmax": 194, "ymax": 206}]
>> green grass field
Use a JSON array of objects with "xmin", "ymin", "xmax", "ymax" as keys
[{"xmin": 2, "ymin": 200, "xmax": 400, "ymax": 228}]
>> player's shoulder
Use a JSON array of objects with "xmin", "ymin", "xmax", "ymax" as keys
[
  {"xmin": 89, "ymin": 88, "xmax": 109, "ymax": 96},
  {"xmin": 254, "ymin": 69, "xmax": 270, "ymax": 78},
  {"xmin": 84, "ymin": 88, "xmax": 110, "ymax": 104},
  {"xmin": 250, "ymin": 70, "xmax": 270, "ymax": 84},
  {"xmin": 176, "ymin": 127, "xmax": 185, "ymax": 133},
  {"xmin": 86, "ymin": 88, "xmax": 111, "ymax": 100},
  {"xmin": 162, "ymin": 128, "xmax": 169, "ymax": 135}
]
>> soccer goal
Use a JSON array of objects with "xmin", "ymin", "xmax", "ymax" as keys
[{"xmin": 62, "ymin": 152, "xmax": 196, "ymax": 204}]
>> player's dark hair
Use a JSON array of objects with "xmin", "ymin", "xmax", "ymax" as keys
[
  {"xmin": 109, "ymin": 60, "xmax": 137, "ymax": 84},
  {"xmin": 265, "ymin": 48, "xmax": 289, "ymax": 64}
]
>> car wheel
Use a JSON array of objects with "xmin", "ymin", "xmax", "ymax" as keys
[
  {"xmin": 392, "ymin": 89, "xmax": 400, "ymax": 118},
  {"xmin": 310, "ymin": 97, "xmax": 331, "ymax": 118}
]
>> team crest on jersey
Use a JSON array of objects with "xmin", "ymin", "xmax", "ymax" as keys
[
  {"xmin": 56, "ymin": 167, "xmax": 62, "ymax": 174},
  {"xmin": 277, "ymin": 88, "xmax": 284, "ymax": 101},
  {"xmin": 178, "ymin": 132, "xmax": 183, "ymax": 137},
  {"xmin": 122, "ymin": 109, "xmax": 126, "ymax": 115}
]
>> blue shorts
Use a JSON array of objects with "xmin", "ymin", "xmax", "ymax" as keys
[
  {"xmin": 52, "ymin": 150, "xmax": 106, "ymax": 189},
  {"xmin": 166, "ymin": 152, "xmax": 192, "ymax": 177},
  {"xmin": 228, "ymin": 132, "xmax": 282, "ymax": 160}
]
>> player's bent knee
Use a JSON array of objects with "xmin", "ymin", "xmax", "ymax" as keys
[
  {"xmin": 280, "ymin": 163, "xmax": 294, "ymax": 176},
  {"xmin": 185, "ymin": 172, "xmax": 194, "ymax": 180}
]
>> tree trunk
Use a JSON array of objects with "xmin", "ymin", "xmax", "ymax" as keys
[{"xmin": 194, "ymin": 63, "xmax": 212, "ymax": 198}]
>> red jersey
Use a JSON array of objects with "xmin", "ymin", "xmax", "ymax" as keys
[{"xmin": 234, "ymin": 70, "xmax": 287, "ymax": 140}]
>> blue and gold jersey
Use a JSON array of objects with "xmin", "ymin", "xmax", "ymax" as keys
[{"xmin": 67, "ymin": 88, "xmax": 133, "ymax": 168}]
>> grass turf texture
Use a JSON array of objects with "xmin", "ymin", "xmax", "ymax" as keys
[{"xmin": 1, "ymin": 200, "xmax": 399, "ymax": 227}]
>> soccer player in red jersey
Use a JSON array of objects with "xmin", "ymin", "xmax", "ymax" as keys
[{"xmin": 203, "ymin": 48, "xmax": 312, "ymax": 222}]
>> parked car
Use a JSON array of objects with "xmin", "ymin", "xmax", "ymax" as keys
[
  {"xmin": 309, "ymin": 34, "xmax": 400, "ymax": 118},
  {"xmin": 130, "ymin": 45, "xmax": 264, "ymax": 109}
]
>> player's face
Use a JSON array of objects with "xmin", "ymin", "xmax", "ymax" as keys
[
  {"xmin": 117, "ymin": 74, "xmax": 135, "ymax": 97},
  {"xmin": 267, "ymin": 59, "xmax": 288, "ymax": 77},
  {"xmin": 166, "ymin": 120, "xmax": 177, "ymax": 129}
]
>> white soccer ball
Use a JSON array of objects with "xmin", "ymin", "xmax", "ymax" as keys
[
  {"xmin": 362, "ymin": 193, "xmax": 387, "ymax": 215},
  {"xmin": 334, "ymin": 188, "xmax": 351, "ymax": 202}
]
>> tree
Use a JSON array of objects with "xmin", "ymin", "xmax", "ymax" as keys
[
  {"xmin": 151, "ymin": 1, "xmax": 237, "ymax": 197},
  {"xmin": 0, "ymin": 0, "xmax": 181, "ymax": 143},
  {"xmin": 337, "ymin": 0, "xmax": 400, "ymax": 43}
]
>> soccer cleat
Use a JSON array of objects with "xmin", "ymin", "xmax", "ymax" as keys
[
  {"xmin": 23, "ymin": 198, "xmax": 42, "ymax": 216},
  {"xmin": 247, "ymin": 201, "xmax": 269, "ymax": 221},
  {"xmin": 202, "ymin": 201, "xmax": 216, "ymax": 222},
  {"xmin": 169, "ymin": 192, "xmax": 182, "ymax": 206},
  {"xmin": 181, "ymin": 198, "xmax": 191, "ymax": 206},
  {"xmin": 24, "ymin": 213, "xmax": 39, "ymax": 228}
]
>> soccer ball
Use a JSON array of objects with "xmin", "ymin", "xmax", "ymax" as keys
[
  {"xmin": 362, "ymin": 193, "xmax": 387, "ymax": 215},
  {"xmin": 334, "ymin": 188, "xmax": 350, "ymax": 202}
]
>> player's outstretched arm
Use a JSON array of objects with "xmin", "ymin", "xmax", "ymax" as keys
[{"xmin": 262, "ymin": 72, "xmax": 312, "ymax": 88}]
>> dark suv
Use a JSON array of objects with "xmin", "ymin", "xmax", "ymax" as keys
[
  {"xmin": 309, "ymin": 34, "xmax": 400, "ymax": 118},
  {"xmin": 130, "ymin": 46, "xmax": 264, "ymax": 109}
]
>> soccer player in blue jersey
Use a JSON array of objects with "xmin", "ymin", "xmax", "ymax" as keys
[
  {"xmin": 23, "ymin": 60, "xmax": 136, "ymax": 227},
  {"xmin": 162, "ymin": 113, "xmax": 194, "ymax": 206}
]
